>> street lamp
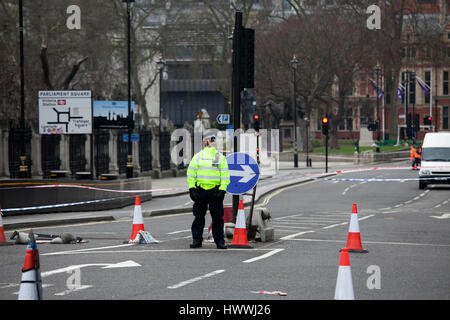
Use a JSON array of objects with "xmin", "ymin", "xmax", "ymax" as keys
[
  {"xmin": 375, "ymin": 64, "xmax": 381, "ymax": 153},
  {"xmin": 290, "ymin": 55, "xmax": 299, "ymax": 168},
  {"xmin": 122, "ymin": 0, "xmax": 135, "ymax": 178},
  {"xmin": 156, "ymin": 54, "xmax": 166, "ymax": 144},
  {"xmin": 18, "ymin": 0, "xmax": 28, "ymax": 177}
]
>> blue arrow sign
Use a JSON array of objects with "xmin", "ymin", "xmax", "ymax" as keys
[
  {"xmin": 216, "ymin": 114, "xmax": 230, "ymax": 124},
  {"xmin": 226, "ymin": 152, "xmax": 260, "ymax": 195}
]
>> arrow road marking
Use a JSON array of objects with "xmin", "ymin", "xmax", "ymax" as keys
[
  {"xmin": 230, "ymin": 165, "xmax": 257, "ymax": 183},
  {"xmin": 430, "ymin": 213, "xmax": 450, "ymax": 219},
  {"xmin": 41, "ymin": 260, "xmax": 141, "ymax": 277}
]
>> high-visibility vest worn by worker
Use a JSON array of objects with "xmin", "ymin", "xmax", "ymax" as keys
[
  {"xmin": 410, "ymin": 147, "xmax": 416, "ymax": 160},
  {"xmin": 187, "ymin": 146, "xmax": 230, "ymax": 191}
]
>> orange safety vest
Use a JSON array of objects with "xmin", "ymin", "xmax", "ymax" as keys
[
  {"xmin": 410, "ymin": 147, "xmax": 416, "ymax": 159},
  {"xmin": 414, "ymin": 149, "xmax": 422, "ymax": 159}
]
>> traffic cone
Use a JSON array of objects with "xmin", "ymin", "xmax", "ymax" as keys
[
  {"xmin": 0, "ymin": 207, "xmax": 7, "ymax": 244},
  {"xmin": 342, "ymin": 203, "xmax": 368, "ymax": 253},
  {"xmin": 334, "ymin": 248, "xmax": 355, "ymax": 300},
  {"xmin": 18, "ymin": 230, "xmax": 43, "ymax": 300},
  {"xmin": 130, "ymin": 196, "xmax": 145, "ymax": 241},
  {"xmin": 229, "ymin": 200, "xmax": 252, "ymax": 248}
]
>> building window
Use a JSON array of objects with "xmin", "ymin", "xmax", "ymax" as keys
[
  {"xmin": 402, "ymin": 47, "xmax": 416, "ymax": 59},
  {"xmin": 444, "ymin": 71, "xmax": 449, "ymax": 95},
  {"xmin": 444, "ymin": 107, "xmax": 449, "ymax": 130}
]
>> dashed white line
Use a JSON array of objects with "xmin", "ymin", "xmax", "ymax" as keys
[
  {"xmin": 167, "ymin": 270, "xmax": 225, "ymax": 289},
  {"xmin": 242, "ymin": 249, "xmax": 284, "ymax": 263},
  {"xmin": 280, "ymin": 230, "xmax": 315, "ymax": 240}
]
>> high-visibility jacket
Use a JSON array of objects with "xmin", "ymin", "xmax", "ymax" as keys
[
  {"xmin": 414, "ymin": 149, "xmax": 422, "ymax": 159},
  {"xmin": 410, "ymin": 147, "xmax": 416, "ymax": 159},
  {"xmin": 187, "ymin": 147, "xmax": 230, "ymax": 191}
]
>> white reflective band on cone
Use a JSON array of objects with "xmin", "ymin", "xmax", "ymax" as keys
[
  {"xmin": 348, "ymin": 213, "xmax": 360, "ymax": 233},
  {"xmin": 235, "ymin": 209, "xmax": 246, "ymax": 229},
  {"xmin": 132, "ymin": 205, "xmax": 143, "ymax": 224},
  {"xmin": 334, "ymin": 266, "xmax": 354, "ymax": 300}
]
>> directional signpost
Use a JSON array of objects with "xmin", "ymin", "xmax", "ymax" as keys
[
  {"xmin": 226, "ymin": 152, "xmax": 260, "ymax": 235},
  {"xmin": 216, "ymin": 113, "xmax": 230, "ymax": 125},
  {"xmin": 226, "ymin": 152, "xmax": 260, "ymax": 195}
]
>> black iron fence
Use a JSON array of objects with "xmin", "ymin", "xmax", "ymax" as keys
[
  {"xmin": 139, "ymin": 128, "xmax": 152, "ymax": 172},
  {"xmin": 41, "ymin": 134, "xmax": 61, "ymax": 178},
  {"xmin": 159, "ymin": 130, "xmax": 171, "ymax": 171},
  {"xmin": 95, "ymin": 129, "xmax": 110, "ymax": 177},
  {"xmin": 8, "ymin": 125, "xmax": 32, "ymax": 178},
  {"xmin": 117, "ymin": 130, "xmax": 128, "ymax": 174},
  {"xmin": 69, "ymin": 134, "xmax": 87, "ymax": 175}
]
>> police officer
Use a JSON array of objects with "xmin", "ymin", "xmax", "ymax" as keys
[{"xmin": 187, "ymin": 135, "xmax": 230, "ymax": 249}]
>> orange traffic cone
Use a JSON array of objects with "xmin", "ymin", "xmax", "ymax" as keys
[
  {"xmin": 334, "ymin": 248, "xmax": 355, "ymax": 300},
  {"xmin": 130, "ymin": 196, "xmax": 145, "ymax": 241},
  {"xmin": 18, "ymin": 230, "xmax": 43, "ymax": 300},
  {"xmin": 343, "ymin": 203, "xmax": 368, "ymax": 253},
  {"xmin": 0, "ymin": 206, "xmax": 7, "ymax": 244},
  {"xmin": 229, "ymin": 200, "xmax": 252, "ymax": 248}
]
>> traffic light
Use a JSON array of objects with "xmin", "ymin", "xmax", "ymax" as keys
[
  {"xmin": 424, "ymin": 115, "xmax": 432, "ymax": 126},
  {"xmin": 321, "ymin": 116, "xmax": 329, "ymax": 136},
  {"xmin": 253, "ymin": 114, "xmax": 260, "ymax": 132},
  {"xmin": 239, "ymin": 28, "xmax": 254, "ymax": 89}
]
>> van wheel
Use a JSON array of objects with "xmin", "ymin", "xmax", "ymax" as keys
[{"xmin": 419, "ymin": 180, "xmax": 427, "ymax": 189}]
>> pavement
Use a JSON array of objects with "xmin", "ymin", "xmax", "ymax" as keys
[{"xmin": 1, "ymin": 160, "xmax": 383, "ymax": 231}]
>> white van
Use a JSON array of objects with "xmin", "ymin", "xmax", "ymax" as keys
[{"xmin": 419, "ymin": 132, "xmax": 450, "ymax": 189}]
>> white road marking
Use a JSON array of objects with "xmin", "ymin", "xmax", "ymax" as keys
[
  {"xmin": 242, "ymin": 249, "xmax": 284, "ymax": 263},
  {"xmin": 286, "ymin": 238, "xmax": 450, "ymax": 247},
  {"xmin": 167, "ymin": 270, "xmax": 225, "ymax": 289},
  {"xmin": 280, "ymin": 230, "xmax": 315, "ymax": 240},
  {"xmin": 41, "ymin": 243, "xmax": 134, "ymax": 256},
  {"xmin": 41, "ymin": 260, "xmax": 141, "ymax": 277},
  {"xmin": 322, "ymin": 222, "xmax": 348, "ymax": 229},
  {"xmin": 271, "ymin": 225, "xmax": 311, "ymax": 229},
  {"xmin": 430, "ymin": 213, "xmax": 450, "ymax": 219}
]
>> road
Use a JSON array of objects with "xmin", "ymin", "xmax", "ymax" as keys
[{"xmin": 1, "ymin": 160, "xmax": 449, "ymax": 303}]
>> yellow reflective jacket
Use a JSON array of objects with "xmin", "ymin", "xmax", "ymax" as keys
[{"xmin": 187, "ymin": 147, "xmax": 230, "ymax": 191}]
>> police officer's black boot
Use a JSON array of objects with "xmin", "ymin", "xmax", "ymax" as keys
[{"xmin": 190, "ymin": 242, "xmax": 202, "ymax": 248}]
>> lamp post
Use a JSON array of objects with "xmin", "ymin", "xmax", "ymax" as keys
[
  {"xmin": 156, "ymin": 54, "xmax": 165, "ymax": 145},
  {"xmin": 375, "ymin": 64, "xmax": 381, "ymax": 153},
  {"xmin": 123, "ymin": 0, "xmax": 135, "ymax": 178},
  {"xmin": 290, "ymin": 55, "xmax": 299, "ymax": 168},
  {"xmin": 18, "ymin": 0, "xmax": 28, "ymax": 177}
]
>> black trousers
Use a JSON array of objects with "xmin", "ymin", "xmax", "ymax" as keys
[{"xmin": 191, "ymin": 187, "xmax": 224, "ymax": 246}]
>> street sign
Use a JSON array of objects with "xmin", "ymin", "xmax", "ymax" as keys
[
  {"xmin": 216, "ymin": 114, "xmax": 230, "ymax": 125},
  {"xmin": 39, "ymin": 91, "xmax": 92, "ymax": 134},
  {"xmin": 226, "ymin": 152, "xmax": 260, "ymax": 195},
  {"xmin": 123, "ymin": 133, "xmax": 139, "ymax": 142}
]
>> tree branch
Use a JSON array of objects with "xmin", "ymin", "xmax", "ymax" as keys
[
  {"xmin": 62, "ymin": 56, "xmax": 88, "ymax": 90},
  {"xmin": 40, "ymin": 45, "xmax": 53, "ymax": 90}
]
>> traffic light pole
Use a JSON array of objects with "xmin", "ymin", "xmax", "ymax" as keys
[
  {"xmin": 325, "ymin": 134, "xmax": 328, "ymax": 173},
  {"xmin": 231, "ymin": 12, "xmax": 243, "ymax": 223}
]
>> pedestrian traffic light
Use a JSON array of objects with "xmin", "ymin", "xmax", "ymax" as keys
[
  {"xmin": 322, "ymin": 116, "xmax": 329, "ymax": 136},
  {"xmin": 253, "ymin": 114, "xmax": 260, "ymax": 132},
  {"xmin": 424, "ymin": 115, "xmax": 432, "ymax": 126}
]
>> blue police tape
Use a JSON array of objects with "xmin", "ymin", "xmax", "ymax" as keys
[
  {"xmin": 1, "ymin": 196, "xmax": 128, "ymax": 213},
  {"xmin": 314, "ymin": 177, "xmax": 450, "ymax": 182}
]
